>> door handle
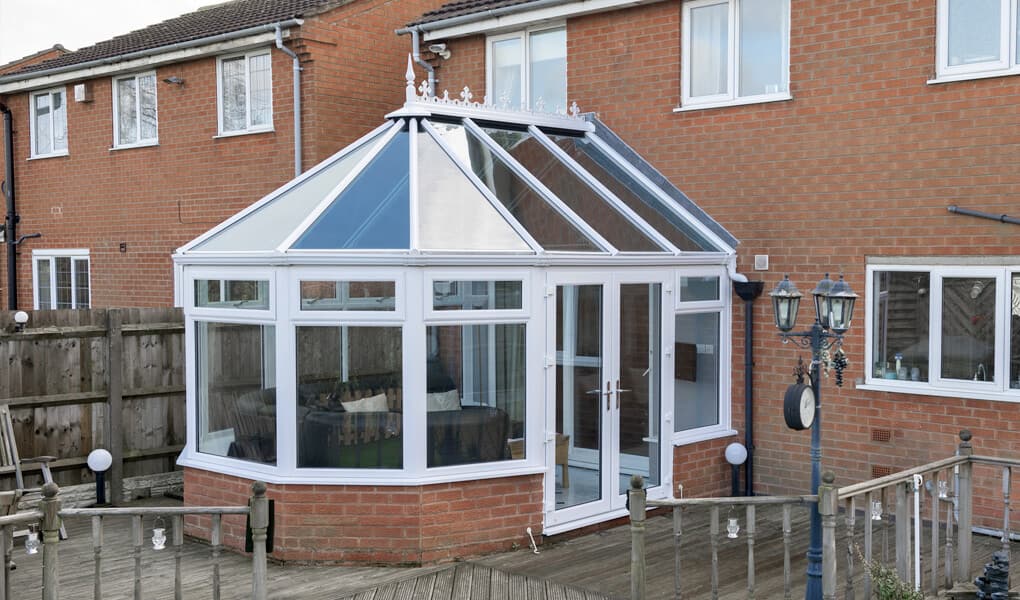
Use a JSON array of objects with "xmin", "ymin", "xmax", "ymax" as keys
[{"xmin": 615, "ymin": 379, "xmax": 631, "ymax": 410}]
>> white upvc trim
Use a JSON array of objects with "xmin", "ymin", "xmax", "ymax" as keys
[
  {"xmin": 28, "ymin": 87, "xmax": 68, "ymax": 159},
  {"xmin": 675, "ymin": 266, "xmax": 726, "ymax": 310},
  {"xmin": 112, "ymin": 71, "xmax": 159, "ymax": 149},
  {"xmin": 670, "ymin": 302, "xmax": 731, "ymax": 441},
  {"xmin": 934, "ymin": 0, "xmax": 1014, "ymax": 81},
  {"xmin": 216, "ymin": 48, "xmax": 274, "ymax": 136},
  {"xmin": 674, "ymin": 92, "xmax": 792, "ymax": 112},
  {"xmin": 671, "ymin": 426, "xmax": 738, "ymax": 447},
  {"xmin": 408, "ymin": 118, "xmax": 421, "ymax": 253}
]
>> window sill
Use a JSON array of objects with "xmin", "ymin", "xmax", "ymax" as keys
[
  {"xmin": 110, "ymin": 141, "xmax": 159, "ymax": 152},
  {"xmin": 856, "ymin": 380, "xmax": 1020, "ymax": 403},
  {"xmin": 27, "ymin": 151, "xmax": 69, "ymax": 160},
  {"xmin": 671, "ymin": 427, "xmax": 738, "ymax": 447},
  {"xmin": 213, "ymin": 128, "xmax": 275, "ymax": 139},
  {"xmin": 674, "ymin": 93, "xmax": 792, "ymax": 113},
  {"xmin": 928, "ymin": 67, "xmax": 1020, "ymax": 85}
]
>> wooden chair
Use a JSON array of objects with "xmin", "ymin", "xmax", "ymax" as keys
[{"xmin": 0, "ymin": 405, "xmax": 66, "ymax": 539}]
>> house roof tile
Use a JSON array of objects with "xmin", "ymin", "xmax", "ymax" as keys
[
  {"xmin": 409, "ymin": 0, "xmax": 538, "ymax": 26},
  {"xmin": 4, "ymin": 0, "xmax": 348, "ymax": 79}
]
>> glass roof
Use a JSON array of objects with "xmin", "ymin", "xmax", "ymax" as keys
[{"xmin": 182, "ymin": 102, "xmax": 735, "ymax": 257}]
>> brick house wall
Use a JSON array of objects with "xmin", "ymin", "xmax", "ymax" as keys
[{"xmin": 427, "ymin": 0, "xmax": 1020, "ymax": 501}]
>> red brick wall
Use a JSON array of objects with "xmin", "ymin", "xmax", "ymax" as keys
[
  {"xmin": 183, "ymin": 467, "xmax": 544, "ymax": 564},
  {"xmin": 434, "ymin": 0, "xmax": 1020, "ymax": 502}
]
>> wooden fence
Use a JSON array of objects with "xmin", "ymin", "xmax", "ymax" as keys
[{"xmin": 0, "ymin": 308, "xmax": 185, "ymax": 504}]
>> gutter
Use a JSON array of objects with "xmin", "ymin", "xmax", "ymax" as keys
[
  {"xmin": 0, "ymin": 19, "xmax": 303, "ymax": 87},
  {"xmin": 1, "ymin": 103, "xmax": 15, "ymax": 309},
  {"xmin": 274, "ymin": 26, "xmax": 303, "ymax": 177},
  {"xmin": 396, "ymin": 0, "xmax": 573, "ymax": 35}
]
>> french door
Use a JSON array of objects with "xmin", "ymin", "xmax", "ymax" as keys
[{"xmin": 546, "ymin": 271, "xmax": 669, "ymax": 529}]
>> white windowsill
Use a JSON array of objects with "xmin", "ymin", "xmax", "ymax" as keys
[
  {"xmin": 671, "ymin": 427, "xmax": 738, "ymax": 447},
  {"xmin": 213, "ymin": 127, "xmax": 274, "ymax": 139},
  {"xmin": 856, "ymin": 381, "xmax": 1020, "ymax": 403},
  {"xmin": 110, "ymin": 141, "xmax": 159, "ymax": 151},
  {"xmin": 927, "ymin": 67, "xmax": 1020, "ymax": 85},
  {"xmin": 27, "ymin": 150, "xmax": 69, "ymax": 160},
  {"xmin": 674, "ymin": 93, "xmax": 793, "ymax": 113}
]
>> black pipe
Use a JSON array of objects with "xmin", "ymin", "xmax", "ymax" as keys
[
  {"xmin": 948, "ymin": 204, "xmax": 1020, "ymax": 226},
  {"xmin": 1, "ymin": 103, "xmax": 16, "ymax": 310},
  {"xmin": 733, "ymin": 280, "xmax": 764, "ymax": 496}
]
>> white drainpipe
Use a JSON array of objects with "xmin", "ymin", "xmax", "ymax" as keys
[{"xmin": 275, "ymin": 25, "xmax": 302, "ymax": 177}]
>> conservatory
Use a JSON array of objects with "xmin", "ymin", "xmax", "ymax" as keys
[{"xmin": 174, "ymin": 70, "xmax": 739, "ymax": 562}]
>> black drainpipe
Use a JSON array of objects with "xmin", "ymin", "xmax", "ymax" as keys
[
  {"xmin": 947, "ymin": 205, "xmax": 1020, "ymax": 226},
  {"xmin": 1, "ymin": 103, "xmax": 16, "ymax": 311},
  {"xmin": 733, "ymin": 280, "xmax": 764, "ymax": 496}
]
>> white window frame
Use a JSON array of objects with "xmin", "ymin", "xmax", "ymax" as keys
[
  {"xmin": 216, "ymin": 49, "xmax": 274, "ymax": 136},
  {"xmin": 678, "ymin": 0, "xmax": 792, "ymax": 111},
  {"xmin": 863, "ymin": 261, "xmax": 1020, "ymax": 402},
  {"xmin": 29, "ymin": 87, "xmax": 68, "ymax": 159},
  {"xmin": 112, "ymin": 71, "xmax": 158, "ymax": 148},
  {"xmin": 486, "ymin": 24, "xmax": 566, "ymax": 112},
  {"xmin": 933, "ymin": 0, "xmax": 1017, "ymax": 83},
  {"xmin": 31, "ymin": 249, "xmax": 90, "ymax": 309}
]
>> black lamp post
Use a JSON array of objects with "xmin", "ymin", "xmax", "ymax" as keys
[{"xmin": 769, "ymin": 273, "xmax": 857, "ymax": 600}]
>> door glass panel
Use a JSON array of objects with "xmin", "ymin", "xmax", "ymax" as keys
[
  {"xmin": 555, "ymin": 284, "xmax": 603, "ymax": 510},
  {"xmin": 618, "ymin": 284, "xmax": 661, "ymax": 493},
  {"xmin": 941, "ymin": 277, "xmax": 996, "ymax": 381}
]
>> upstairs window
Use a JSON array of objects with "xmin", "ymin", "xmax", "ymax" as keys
[
  {"xmin": 488, "ymin": 26, "xmax": 566, "ymax": 113},
  {"xmin": 218, "ymin": 50, "xmax": 272, "ymax": 134},
  {"xmin": 935, "ymin": 0, "xmax": 1017, "ymax": 81},
  {"xmin": 113, "ymin": 72, "xmax": 158, "ymax": 147},
  {"xmin": 681, "ymin": 0, "xmax": 790, "ymax": 110},
  {"xmin": 30, "ymin": 88, "xmax": 67, "ymax": 157},
  {"xmin": 33, "ymin": 250, "xmax": 90, "ymax": 309}
]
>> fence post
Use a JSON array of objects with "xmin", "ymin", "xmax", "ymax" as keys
[
  {"xmin": 956, "ymin": 430, "xmax": 973, "ymax": 584},
  {"xmin": 819, "ymin": 471, "xmax": 838, "ymax": 600},
  {"xmin": 250, "ymin": 481, "xmax": 269, "ymax": 600},
  {"xmin": 40, "ymin": 482, "xmax": 61, "ymax": 600},
  {"xmin": 629, "ymin": 475, "xmax": 646, "ymax": 600},
  {"xmin": 107, "ymin": 309, "xmax": 124, "ymax": 505}
]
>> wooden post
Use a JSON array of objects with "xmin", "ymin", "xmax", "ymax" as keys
[
  {"xmin": 0, "ymin": 524, "xmax": 9, "ymax": 600},
  {"xmin": 895, "ymin": 480, "xmax": 909, "ymax": 581},
  {"xmin": 174, "ymin": 515, "xmax": 184, "ymax": 600},
  {"xmin": 819, "ymin": 471, "xmax": 838, "ymax": 600},
  {"xmin": 92, "ymin": 516, "xmax": 103, "ymax": 600},
  {"xmin": 250, "ymin": 481, "xmax": 269, "ymax": 600},
  {"xmin": 844, "ymin": 496, "xmax": 855, "ymax": 600},
  {"xmin": 40, "ymin": 482, "xmax": 61, "ymax": 600},
  {"xmin": 107, "ymin": 309, "xmax": 124, "ymax": 506},
  {"xmin": 746, "ymin": 504, "xmax": 756, "ymax": 599},
  {"xmin": 672, "ymin": 506, "xmax": 683, "ymax": 600},
  {"xmin": 628, "ymin": 475, "xmax": 646, "ymax": 600},
  {"xmin": 132, "ymin": 515, "xmax": 142, "ymax": 600},
  {"xmin": 956, "ymin": 430, "xmax": 973, "ymax": 584}
]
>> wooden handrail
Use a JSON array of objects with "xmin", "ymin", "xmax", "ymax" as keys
[
  {"xmin": 61, "ymin": 506, "xmax": 249, "ymax": 517},
  {"xmin": 836, "ymin": 455, "xmax": 967, "ymax": 498},
  {"xmin": 647, "ymin": 495, "xmax": 817, "ymax": 507}
]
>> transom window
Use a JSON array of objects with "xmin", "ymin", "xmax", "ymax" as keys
[
  {"xmin": 680, "ymin": 0, "xmax": 790, "ymax": 110},
  {"xmin": 195, "ymin": 279, "xmax": 270, "ymax": 309},
  {"xmin": 33, "ymin": 250, "xmax": 89, "ymax": 309},
  {"xmin": 487, "ymin": 26, "xmax": 566, "ymax": 113},
  {"xmin": 30, "ymin": 88, "xmax": 68, "ymax": 157},
  {"xmin": 218, "ymin": 50, "xmax": 273, "ymax": 134},
  {"xmin": 935, "ymin": 0, "xmax": 1019, "ymax": 81},
  {"xmin": 113, "ymin": 72, "xmax": 158, "ymax": 147}
]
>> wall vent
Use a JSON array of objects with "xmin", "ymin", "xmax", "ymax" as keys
[
  {"xmin": 871, "ymin": 465, "xmax": 893, "ymax": 479},
  {"xmin": 871, "ymin": 428, "xmax": 892, "ymax": 443}
]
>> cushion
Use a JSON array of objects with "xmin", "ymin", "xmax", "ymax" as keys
[
  {"xmin": 341, "ymin": 393, "xmax": 389, "ymax": 413},
  {"xmin": 426, "ymin": 389, "xmax": 461, "ymax": 412}
]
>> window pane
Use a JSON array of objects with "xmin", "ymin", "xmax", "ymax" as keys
[
  {"xmin": 872, "ymin": 271, "xmax": 929, "ymax": 381},
  {"xmin": 492, "ymin": 37, "xmax": 523, "ymax": 108},
  {"xmin": 52, "ymin": 92, "xmax": 66, "ymax": 151},
  {"xmin": 674, "ymin": 312, "xmax": 720, "ymax": 431},
  {"xmin": 689, "ymin": 2, "xmax": 729, "ymax": 97},
  {"xmin": 197, "ymin": 322, "xmax": 276, "ymax": 464},
  {"xmin": 221, "ymin": 57, "xmax": 247, "ymax": 131},
  {"xmin": 37, "ymin": 259, "xmax": 52, "ymax": 308},
  {"xmin": 680, "ymin": 276, "xmax": 720, "ymax": 301},
  {"xmin": 300, "ymin": 280, "xmax": 395, "ymax": 311},
  {"xmin": 55, "ymin": 256, "xmax": 72, "ymax": 309},
  {"xmin": 296, "ymin": 326, "xmax": 402, "ymax": 469},
  {"xmin": 117, "ymin": 78, "xmax": 138, "ymax": 145},
  {"xmin": 426, "ymin": 324, "xmax": 525, "ymax": 467},
  {"xmin": 941, "ymin": 277, "xmax": 996, "ymax": 381},
  {"xmin": 948, "ymin": 0, "xmax": 1000, "ymax": 66},
  {"xmin": 34, "ymin": 94, "xmax": 51, "ymax": 155},
  {"xmin": 194, "ymin": 279, "xmax": 269, "ymax": 309},
  {"xmin": 73, "ymin": 258, "xmax": 90, "ymax": 308},
  {"xmin": 433, "ymin": 280, "xmax": 523, "ymax": 310},
  {"xmin": 1011, "ymin": 274, "xmax": 1020, "ymax": 389},
  {"xmin": 138, "ymin": 74, "xmax": 157, "ymax": 140},
  {"xmin": 249, "ymin": 53, "xmax": 271, "ymax": 127},
  {"xmin": 529, "ymin": 28, "xmax": 566, "ymax": 113},
  {"xmin": 738, "ymin": 0, "xmax": 787, "ymax": 96}
]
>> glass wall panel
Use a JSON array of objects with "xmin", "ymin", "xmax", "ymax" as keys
[
  {"xmin": 680, "ymin": 276, "xmax": 719, "ymax": 302},
  {"xmin": 941, "ymin": 277, "xmax": 996, "ymax": 381},
  {"xmin": 300, "ymin": 280, "xmax": 395, "ymax": 311},
  {"xmin": 481, "ymin": 126, "xmax": 661, "ymax": 251},
  {"xmin": 195, "ymin": 279, "xmax": 269, "ymax": 309},
  {"xmin": 547, "ymin": 134, "xmax": 718, "ymax": 251},
  {"xmin": 196, "ymin": 322, "xmax": 276, "ymax": 464},
  {"xmin": 433, "ymin": 280, "xmax": 523, "ymax": 311},
  {"xmin": 426, "ymin": 324, "xmax": 525, "ymax": 467},
  {"xmin": 674, "ymin": 312, "xmax": 720, "ymax": 431},
  {"xmin": 431, "ymin": 122, "xmax": 599, "ymax": 252},
  {"xmin": 296, "ymin": 326, "xmax": 402, "ymax": 469},
  {"xmin": 872, "ymin": 271, "xmax": 929, "ymax": 381},
  {"xmin": 293, "ymin": 131, "xmax": 410, "ymax": 250}
]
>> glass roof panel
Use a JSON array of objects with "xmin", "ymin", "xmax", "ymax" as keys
[
  {"xmin": 292, "ymin": 130, "xmax": 410, "ymax": 250},
  {"xmin": 192, "ymin": 135, "xmax": 379, "ymax": 251},
  {"xmin": 417, "ymin": 130, "xmax": 531, "ymax": 252},
  {"xmin": 431, "ymin": 122, "xmax": 600, "ymax": 252},
  {"xmin": 547, "ymin": 134, "xmax": 720, "ymax": 251},
  {"xmin": 481, "ymin": 126, "xmax": 663, "ymax": 252}
]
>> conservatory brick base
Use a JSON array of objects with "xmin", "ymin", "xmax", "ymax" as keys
[{"xmin": 183, "ymin": 468, "xmax": 544, "ymax": 564}]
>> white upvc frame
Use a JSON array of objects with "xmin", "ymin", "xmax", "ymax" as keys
[
  {"xmin": 216, "ymin": 48, "xmax": 273, "ymax": 136},
  {"xmin": 424, "ymin": 270, "xmax": 530, "ymax": 321},
  {"xmin": 862, "ymin": 263, "xmax": 1019, "ymax": 402},
  {"xmin": 289, "ymin": 267, "xmax": 405, "ymax": 321},
  {"xmin": 112, "ymin": 71, "xmax": 158, "ymax": 149},
  {"xmin": 933, "ymin": 0, "xmax": 1017, "ymax": 83},
  {"xmin": 485, "ymin": 23, "xmax": 566, "ymax": 113},
  {"xmin": 28, "ymin": 86, "xmax": 68, "ymax": 159},
  {"xmin": 185, "ymin": 267, "xmax": 276, "ymax": 321},
  {"xmin": 671, "ymin": 265, "xmax": 734, "ymax": 446},
  {"xmin": 31, "ymin": 249, "xmax": 91, "ymax": 310},
  {"xmin": 679, "ymin": 0, "xmax": 792, "ymax": 111}
]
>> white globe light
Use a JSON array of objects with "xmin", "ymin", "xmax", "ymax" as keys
[
  {"xmin": 87, "ymin": 448, "xmax": 113, "ymax": 472},
  {"xmin": 13, "ymin": 311, "xmax": 28, "ymax": 325},
  {"xmin": 725, "ymin": 442, "xmax": 748, "ymax": 466}
]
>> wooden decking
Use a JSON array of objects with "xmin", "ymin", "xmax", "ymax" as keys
[{"xmin": 6, "ymin": 496, "xmax": 1018, "ymax": 599}]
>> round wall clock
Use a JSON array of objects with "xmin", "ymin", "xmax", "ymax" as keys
[{"xmin": 783, "ymin": 383, "xmax": 816, "ymax": 430}]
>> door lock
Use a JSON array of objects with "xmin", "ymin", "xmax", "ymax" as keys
[{"xmin": 615, "ymin": 379, "xmax": 631, "ymax": 410}]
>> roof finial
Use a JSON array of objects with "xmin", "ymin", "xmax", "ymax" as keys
[{"xmin": 405, "ymin": 54, "xmax": 416, "ymax": 103}]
